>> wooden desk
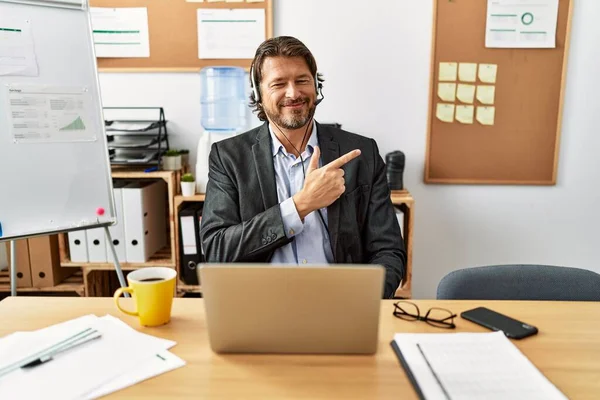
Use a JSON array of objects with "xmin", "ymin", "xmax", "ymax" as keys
[{"xmin": 1, "ymin": 298, "xmax": 598, "ymax": 399}]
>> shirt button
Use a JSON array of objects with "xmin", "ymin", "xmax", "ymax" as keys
[
  {"xmin": 271, "ymin": 233, "xmax": 277, "ymax": 240},
  {"xmin": 289, "ymin": 229, "xmax": 295, "ymax": 235},
  {"xmin": 302, "ymin": 259, "xmax": 307, "ymax": 264}
]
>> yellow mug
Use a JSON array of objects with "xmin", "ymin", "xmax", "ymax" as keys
[{"xmin": 114, "ymin": 267, "xmax": 177, "ymax": 327}]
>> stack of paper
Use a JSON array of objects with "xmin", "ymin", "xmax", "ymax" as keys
[
  {"xmin": 391, "ymin": 331, "xmax": 566, "ymax": 400},
  {"xmin": 0, "ymin": 315, "xmax": 185, "ymax": 399}
]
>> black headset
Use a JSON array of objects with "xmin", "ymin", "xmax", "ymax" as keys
[{"xmin": 250, "ymin": 63, "xmax": 324, "ymax": 105}]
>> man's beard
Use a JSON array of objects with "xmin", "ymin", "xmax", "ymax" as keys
[{"xmin": 264, "ymin": 98, "xmax": 315, "ymax": 130}]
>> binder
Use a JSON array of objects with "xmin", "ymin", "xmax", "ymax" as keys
[
  {"xmin": 122, "ymin": 180, "xmax": 167, "ymax": 262},
  {"xmin": 86, "ymin": 227, "xmax": 107, "ymax": 263},
  {"xmin": 390, "ymin": 340, "xmax": 425, "ymax": 400},
  {"xmin": 108, "ymin": 180, "xmax": 129, "ymax": 262},
  {"xmin": 178, "ymin": 203, "xmax": 203, "ymax": 285},
  {"xmin": 5, "ymin": 239, "xmax": 33, "ymax": 288},
  {"xmin": 68, "ymin": 230, "xmax": 89, "ymax": 263},
  {"xmin": 29, "ymin": 235, "xmax": 73, "ymax": 288}
]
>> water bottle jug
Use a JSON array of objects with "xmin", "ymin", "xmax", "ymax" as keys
[{"xmin": 200, "ymin": 66, "xmax": 247, "ymax": 131}]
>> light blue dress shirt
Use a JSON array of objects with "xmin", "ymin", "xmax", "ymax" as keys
[{"xmin": 269, "ymin": 122, "xmax": 334, "ymax": 265}]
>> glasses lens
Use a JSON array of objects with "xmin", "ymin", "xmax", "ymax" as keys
[
  {"xmin": 393, "ymin": 301, "xmax": 419, "ymax": 321},
  {"xmin": 425, "ymin": 308, "xmax": 456, "ymax": 329}
]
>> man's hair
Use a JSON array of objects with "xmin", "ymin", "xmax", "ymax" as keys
[{"xmin": 249, "ymin": 36, "xmax": 323, "ymax": 121}]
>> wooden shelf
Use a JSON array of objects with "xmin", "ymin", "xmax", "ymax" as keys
[
  {"xmin": 61, "ymin": 245, "xmax": 174, "ymax": 270},
  {"xmin": 174, "ymin": 194, "xmax": 205, "ymax": 210},
  {"xmin": 390, "ymin": 190, "xmax": 414, "ymax": 206},
  {"xmin": 178, "ymin": 282, "xmax": 201, "ymax": 294},
  {"xmin": 111, "ymin": 168, "xmax": 178, "ymax": 180},
  {"xmin": 0, "ymin": 270, "xmax": 85, "ymax": 296}
]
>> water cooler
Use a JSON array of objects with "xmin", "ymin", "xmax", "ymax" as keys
[{"xmin": 196, "ymin": 66, "xmax": 247, "ymax": 193}]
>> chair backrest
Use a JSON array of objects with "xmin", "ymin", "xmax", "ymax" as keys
[{"xmin": 436, "ymin": 264, "xmax": 600, "ymax": 301}]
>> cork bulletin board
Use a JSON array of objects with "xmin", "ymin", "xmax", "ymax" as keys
[
  {"xmin": 91, "ymin": 0, "xmax": 273, "ymax": 72},
  {"xmin": 424, "ymin": 0, "xmax": 573, "ymax": 185}
]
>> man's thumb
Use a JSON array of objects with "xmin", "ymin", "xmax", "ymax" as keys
[{"xmin": 307, "ymin": 146, "xmax": 320, "ymax": 173}]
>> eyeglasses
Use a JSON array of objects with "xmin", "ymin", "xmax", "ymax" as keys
[{"xmin": 393, "ymin": 301, "xmax": 457, "ymax": 329}]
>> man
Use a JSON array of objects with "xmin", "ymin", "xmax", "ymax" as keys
[{"xmin": 200, "ymin": 36, "xmax": 406, "ymax": 298}]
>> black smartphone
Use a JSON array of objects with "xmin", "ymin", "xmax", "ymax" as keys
[{"xmin": 460, "ymin": 307, "xmax": 538, "ymax": 339}]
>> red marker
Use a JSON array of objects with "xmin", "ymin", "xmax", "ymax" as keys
[{"xmin": 96, "ymin": 207, "xmax": 105, "ymax": 216}]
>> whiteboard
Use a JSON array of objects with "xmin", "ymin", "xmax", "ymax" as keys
[{"xmin": 0, "ymin": 0, "xmax": 115, "ymax": 241}]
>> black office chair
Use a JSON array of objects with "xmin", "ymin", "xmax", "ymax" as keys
[{"xmin": 436, "ymin": 264, "xmax": 600, "ymax": 301}]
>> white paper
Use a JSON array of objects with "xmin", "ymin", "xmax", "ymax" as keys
[
  {"xmin": 6, "ymin": 84, "xmax": 97, "ymax": 143},
  {"xmin": 485, "ymin": 0, "xmax": 559, "ymax": 48},
  {"xmin": 393, "ymin": 332, "xmax": 567, "ymax": 400},
  {"xmin": 0, "ymin": 315, "xmax": 185, "ymax": 400},
  {"xmin": 198, "ymin": 9, "xmax": 266, "ymax": 59},
  {"xmin": 0, "ymin": 18, "xmax": 38, "ymax": 76},
  {"xmin": 86, "ymin": 351, "xmax": 185, "ymax": 399},
  {"xmin": 85, "ymin": 315, "xmax": 185, "ymax": 399},
  {"xmin": 91, "ymin": 7, "xmax": 150, "ymax": 58}
]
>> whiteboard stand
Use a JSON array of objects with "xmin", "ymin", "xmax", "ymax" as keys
[
  {"xmin": 104, "ymin": 227, "xmax": 129, "ymax": 297},
  {"xmin": 10, "ymin": 241, "xmax": 16, "ymax": 297}
]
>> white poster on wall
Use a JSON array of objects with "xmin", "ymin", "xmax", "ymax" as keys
[
  {"xmin": 0, "ymin": 18, "xmax": 39, "ymax": 76},
  {"xmin": 485, "ymin": 0, "xmax": 559, "ymax": 48},
  {"xmin": 91, "ymin": 7, "xmax": 150, "ymax": 58},
  {"xmin": 197, "ymin": 8, "xmax": 265, "ymax": 59},
  {"xmin": 6, "ymin": 84, "xmax": 97, "ymax": 143}
]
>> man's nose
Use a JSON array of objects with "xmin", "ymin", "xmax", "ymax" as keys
[{"xmin": 284, "ymin": 83, "xmax": 300, "ymax": 99}]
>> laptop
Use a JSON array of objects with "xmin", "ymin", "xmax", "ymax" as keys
[{"xmin": 198, "ymin": 264, "xmax": 385, "ymax": 355}]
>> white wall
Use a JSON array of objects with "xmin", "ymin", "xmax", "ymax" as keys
[{"xmin": 98, "ymin": 0, "xmax": 600, "ymax": 298}]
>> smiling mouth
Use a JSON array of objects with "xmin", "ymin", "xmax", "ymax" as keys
[{"xmin": 282, "ymin": 102, "xmax": 305, "ymax": 109}]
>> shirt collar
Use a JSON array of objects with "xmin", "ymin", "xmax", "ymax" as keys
[{"xmin": 269, "ymin": 120, "xmax": 318, "ymax": 157}]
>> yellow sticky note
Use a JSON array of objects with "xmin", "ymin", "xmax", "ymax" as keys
[
  {"xmin": 439, "ymin": 62, "xmax": 457, "ymax": 82},
  {"xmin": 456, "ymin": 84, "xmax": 475, "ymax": 104},
  {"xmin": 246, "ymin": 0, "xmax": 265, "ymax": 2},
  {"xmin": 226, "ymin": 0, "xmax": 244, "ymax": 2},
  {"xmin": 479, "ymin": 64, "xmax": 498, "ymax": 84},
  {"xmin": 458, "ymin": 63, "xmax": 477, "ymax": 82},
  {"xmin": 437, "ymin": 83, "xmax": 456, "ymax": 102},
  {"xmin": 476, "ymin": 106, "xmax": 495, "ymax": 126},
  {"xmin": 436, "ymin": 103, "xmax": 455, "ymax": 123},
  {"xmin": 456, "ymin": 105, "xmax": 474, "ymax": 124},
  {"xmin": 476, "ymin": 85, "xmax": 496, "ymax": 105}
]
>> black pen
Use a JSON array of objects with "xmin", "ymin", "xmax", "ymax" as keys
[{"xmin": 416, "ymin": 343, "xmax": 452, "ymax": 400}]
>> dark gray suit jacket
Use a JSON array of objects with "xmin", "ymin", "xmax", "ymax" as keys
[{"xmin": 199, "ymin": 121, "xmax": 406, "ymax": 298}]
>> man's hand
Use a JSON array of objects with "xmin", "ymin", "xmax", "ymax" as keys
[{"xmin": 293, "ymin": 146, "xmax": 361, "ymax": 220}]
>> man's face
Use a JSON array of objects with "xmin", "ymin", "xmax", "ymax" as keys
[{"xmin": 259, "ymin": 56, "xmax": 316, "ymax": 130}]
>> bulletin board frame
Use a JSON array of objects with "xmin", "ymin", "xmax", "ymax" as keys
[
  {"xmin": 90, "ymin": 0, "xmax": 273, "ymax": 72},
  {"xmin": 424, "ymin": 0, "xmax": 574, "ymax": 185}
]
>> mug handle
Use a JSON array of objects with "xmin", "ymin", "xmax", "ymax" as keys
[{"xmin": 114, "ymin": 287, "xmax": 138, "ymax": 317}]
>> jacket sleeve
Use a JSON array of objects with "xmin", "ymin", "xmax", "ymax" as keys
[
  {"xmin": 363, "ymin": 139, "xmax": 407, "ymax": 298},
  {"xmin": 200, "ymin": 143, "xmax": 292, "ymax": 262}
]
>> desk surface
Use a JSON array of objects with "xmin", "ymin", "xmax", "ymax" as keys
[{"xmin": 0, "ymin": 297, "xmax": 598, "ymax": 399}]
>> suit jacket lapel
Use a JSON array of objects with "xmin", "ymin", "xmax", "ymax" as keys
[
  {"xmin": 252, "ymin": 122, "xmax": 278, "ymax": 210},
  {"xmin": 317, "ymin": 123, "xmax": 341, "ymax": 261}
]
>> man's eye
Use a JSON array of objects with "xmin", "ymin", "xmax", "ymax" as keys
[{"xmin": 272, "ymin": 83, "xmax": 284, "ymax": 88}]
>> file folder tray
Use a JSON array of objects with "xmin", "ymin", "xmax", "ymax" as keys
[
  {"xmin": 111, "ymin": 149, "xmax": 160, "ymax": 164},
  {"xmin": 103, "ymin": 107, "xmax": 169, "ymax": 168},
  {"xmin": 108, "ymin": 136, "xmax": 166, "ymax": 149}
]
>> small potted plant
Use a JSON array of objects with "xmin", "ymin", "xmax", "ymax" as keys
[
  {"xmin": 162, "ymin": 149, "xmax": 182, "ymax": 171},
  {"xmin": 181, "ymin": 173, "xmax": 196, "ymax": 196},
  {"xmin": 178, "ymin": 149, "xmax": 190, "ymax": 167}
]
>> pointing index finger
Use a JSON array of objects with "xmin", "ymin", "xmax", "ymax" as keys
[{"xmin": 325, "ymin": 149, "xmax": 361, "ymax": 169}]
